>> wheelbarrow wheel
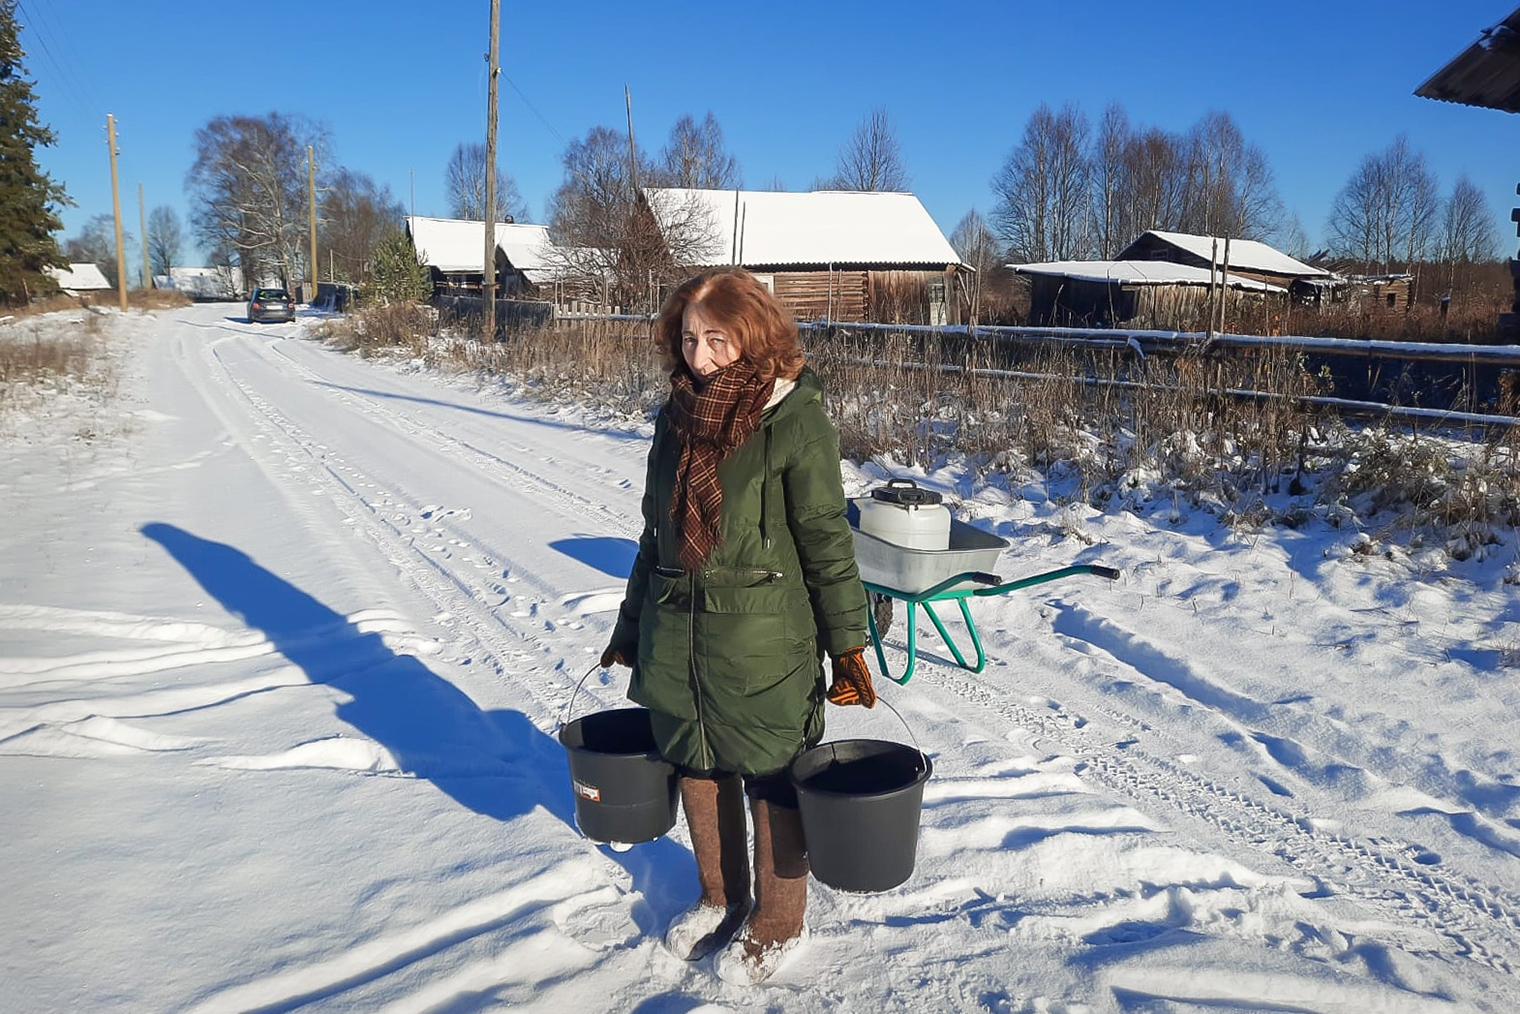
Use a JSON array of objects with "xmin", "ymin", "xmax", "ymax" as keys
[{"xmin": 871, "ymin": 593, "xmax": 894, "ymax": 639}]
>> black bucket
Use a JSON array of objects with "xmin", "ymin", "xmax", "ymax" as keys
[
  {"xmin": 558, "ymin": 708, "xmax": 677, "ymax": 845},
  {"xmin": 790, "ymin": 738, "xmax": 932, "ymax": 893}
]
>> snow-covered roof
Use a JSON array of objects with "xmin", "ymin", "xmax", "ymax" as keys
[
  {"xmin": 162, "ymin": 266, "xmax": 244, "ymax": 299},
  {"xmin": 406, "ymin": 216, "xmax": 566, "ymax": 281},
  {"xmin": 45, "ymin": 263, "xmax": 111, "ymax": 291},
  {"xmin": 643, "ymin": 189, "xmax": 963, "ymax": 269},
  {"xmin": 1009, "ymin": 259, "xmax": 1287, "ymax": 293},
  {"xmin": 1125, "ymin": 230, "xmax": 1329, "ymax": 278}
]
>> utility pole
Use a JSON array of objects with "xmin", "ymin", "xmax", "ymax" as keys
[
  {"xmin": 625, "ymin": 84, "xmax": 640, "ymax": 200},
  {"xmin": 482, "ymin": 0, "xmax": 501, "ymax": 338},
  {"xmin": 307, "ymin": 145, "xmax": 318, "ymax": 305},
  {"xmin": 107, "ymin": 115, "xmax": 127, "ymax": 312},
  {"xmin": 138, "ymin": 183, "xmax": 150, "ymax": 288}
]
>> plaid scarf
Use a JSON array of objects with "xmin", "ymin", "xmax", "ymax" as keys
[{"xmin": 667, "ymin": 362, "xmax": 776, "ymax": 570}]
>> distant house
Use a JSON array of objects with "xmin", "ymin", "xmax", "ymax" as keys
[
  {"xmin": 643, "ymin": 188, "xmax": 965, "ymax": 324},
  {"xmin": 1117, "ymin": 230, "xmax": 1331, "ymax": 298},
  {"xmin": 158, "ymin": 266, "xmax": 244, "ymax": 301},
  {"xmin": 405, "ymin": 216, "xmax": 568, "ymax": 298},
  {"xmin": 45, "ymin": 263, "xmax": 111, "ymax": 296},
  {"xmin": 1008, "ymin": 259, "xmax": 1285, "ymax": 328}
]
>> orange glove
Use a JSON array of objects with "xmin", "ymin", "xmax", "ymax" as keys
[
  {"xmin": 826, "ymin": 647, "xmax": 876, "ymax": 708},
  {"xmin": 600, "ymin": 644, "xmax": 631, "ymax": 669}
]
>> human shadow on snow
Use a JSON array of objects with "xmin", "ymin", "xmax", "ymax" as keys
[
  {"xmin": 140, "ymin": 523, "xmax": 695, "ymax": 924},
  {"xmin": 550, "ymin": 534, "xmax": 639, "ymax": 580}
]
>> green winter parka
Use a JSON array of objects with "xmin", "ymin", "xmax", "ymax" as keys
[{"xmin": 608, "ymin": 367, "xmax": 868, "ymax": 777}]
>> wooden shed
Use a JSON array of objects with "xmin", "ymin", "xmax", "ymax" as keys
[
  {"xmin": 1008, "ymin": 259, "xmax": 1285, "ymax": 328},
  {"xmin": 643, "ymin": 188, "xmax": 965, "ymax": 325}
]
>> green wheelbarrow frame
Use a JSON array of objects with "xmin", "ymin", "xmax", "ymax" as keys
[{"xmin": 863, "ymin": 564, "xmax": 1121, "ymax": 685}]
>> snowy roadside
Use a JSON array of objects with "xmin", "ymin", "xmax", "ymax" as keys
[{"xmin": 4, "ymin": 304, "xmax": 1520, "ymax": 1013}]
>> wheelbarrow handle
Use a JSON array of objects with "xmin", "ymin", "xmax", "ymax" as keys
[{"xmin": 1090, "ymin": 565, "xmax": 1122, "ymax": 581}]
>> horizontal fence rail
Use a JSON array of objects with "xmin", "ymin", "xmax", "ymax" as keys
[
  {"xmin": 542, "ymin": 311, "xmax": 1519, "ymax": 428},
  {"xmin": 551, "ymin": 312, "xmax": 1520, "ymax": 368}
]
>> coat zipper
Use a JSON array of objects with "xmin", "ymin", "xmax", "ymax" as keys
[
  {"xmin": 689, "ymin": 579, "xmax": 712, "ymax": 770},
  {"xmin": 761, "ymin": 426, "xmax": 773, "ymax": 550}
]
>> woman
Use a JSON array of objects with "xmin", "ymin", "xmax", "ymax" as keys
[{"xmin": 601, "ymin": 266, "xmax": 875, "ymax": 985}]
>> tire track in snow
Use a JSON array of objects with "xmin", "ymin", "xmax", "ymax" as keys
[
  {"xmin": 188, "ymin": 331, "xmax": 617, "ymax": 729},
  {"xmin": 260, "ymin": 336, "xmax": 644, "ymax": 539},
  {"xmin": 901, "ymin": 645, "xmax": 1520, "ymax": 976}
]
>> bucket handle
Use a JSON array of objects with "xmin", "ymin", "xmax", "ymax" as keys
[
  {"xmin": 830, "ymin": 693, "xmax": 928, "ymax": 776},
  {"xmin": 558, "ymin": 661, "xmax": 607, "ymax": 732}
]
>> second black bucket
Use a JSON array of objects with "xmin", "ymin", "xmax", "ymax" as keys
[
  {"xmin": 790, "ymin": 738, "xmax": 932, "ymax": 893},
  {"xmin": 559, "ymin": 708, "xmax": 677, "ymax": 845}
]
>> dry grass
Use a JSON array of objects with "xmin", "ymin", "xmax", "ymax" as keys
[
  {"xmin": 313, "ymin": 302, "xmax": 437, "ymax": 358},
  {"xmin": 320, "ymin": 305, "xmax": 1519, "ymax": 559},
  {"xmin": 127, "ymin": 288, "xmax": 192, "ymax": 310},
  {"xmin": 0, "ymin": 310, "xmax": 118, "ymax": 429},
  {"xmin": 4, "ymin": 294, "xmax": 83, "ymax": 320}
]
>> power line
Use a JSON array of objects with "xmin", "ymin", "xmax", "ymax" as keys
[
  {"xmin": 502, "ymin": 72, "xmax": 566, "ymax": 149},
  {"xmin": 27, "ymin": 0, "xmax": 105, "ymax": 110},
  {"xmin": 14, "ymin": 1, "xmax": 93, "ymax": 119}
]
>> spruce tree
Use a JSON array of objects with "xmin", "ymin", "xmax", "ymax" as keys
[{"xmin": 0, "ymin": 0, "xmax": 68, "ymax": 305}]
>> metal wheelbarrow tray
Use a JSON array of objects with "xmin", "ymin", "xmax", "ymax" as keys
[{"xmin": 848, "ymin": 500, "xmax": 1119, "ymax": 685}]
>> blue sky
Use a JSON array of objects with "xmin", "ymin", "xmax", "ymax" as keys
[{"xmin": 22, "ymin": 0, "xmax": 1518, "ymax": 262}]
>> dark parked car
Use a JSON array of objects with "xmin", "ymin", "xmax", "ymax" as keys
[{"xmin": 247, "ymin": 288, "xmax": 296, "ymax": 323}]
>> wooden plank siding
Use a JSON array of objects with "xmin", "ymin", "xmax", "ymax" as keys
[
  {"xmin": 773, "ymin": 271, "xmax": 868, "ymax": 322},
  {"xmin": 770, "ymin": 267, "xmax": 957, "ymax": 324}
]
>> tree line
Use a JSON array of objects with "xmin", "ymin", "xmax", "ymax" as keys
[{"xmin": 977, "ymin": 101, "xmax": 1499, "ymax": 298}]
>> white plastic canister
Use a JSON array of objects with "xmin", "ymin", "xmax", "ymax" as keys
[{"xmin": 858, "ymin": 481, "xmax": 951, "ymax": 551}]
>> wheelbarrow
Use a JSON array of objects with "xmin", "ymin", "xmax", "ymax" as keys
[{"xmin": 849, "ymin": 502, "xmax": 1120, "ymax": 685}]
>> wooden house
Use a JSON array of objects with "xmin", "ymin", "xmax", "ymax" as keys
[
  {"xmin": 406, "ymin": 216, "xmax": 568, "ymax": 298},
  {"xmin": 1116, "ymin": 230, "xmax": 1332, "ymax": 302},
  {"xmin": 642, "ymin": 188, "xmax": 965, "ymax": 324}
]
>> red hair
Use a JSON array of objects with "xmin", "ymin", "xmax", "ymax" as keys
[{"xmin": 656, "ymin": 267, "xmax": 806, "ymax": 382}]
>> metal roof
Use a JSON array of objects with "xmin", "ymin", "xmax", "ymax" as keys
[
  {"xmin": 45, "ymin": 263, "xmax": 111, "ymax": 290},
  {"xmin": 1415, "ymin": 6, "xmax": 1520, "ymax": 113},
  {"xmin": 1122, "ymin": 230, "xmax": 1329, "ymax": 278},
  {"xmin": 405, "ymin": 216, "xmax": 566, "ymax": 280},
  {"xmin": 642, "ymin": 188, "xmax": 963, "ymax": 269},
  {"xmin": 1009, "ymin": 259, "xmax": 1287, "ymax": 293}
]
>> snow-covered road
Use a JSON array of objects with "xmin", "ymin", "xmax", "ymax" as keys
[{"xmin": 5, "ymin": 303, "xmax": 1520, "ymax": 1013}]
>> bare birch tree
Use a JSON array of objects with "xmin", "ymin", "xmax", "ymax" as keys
[
  {"xmin": 146, "ymin": 206, "xmax": 181, "ymax": 279},
  {"xmin": 186, "ymin": 112, "xmax": 331, "ymax": 289},
  {"xmin": 1090, "ymin": 103, "xmax": 1130, "ymax": 257},
  {"xmin": 320, "ymin": 168, "xmax": 404, "ymax": 285},
  {"xmin": 950, "ymin": 208, "xmax": 1005, "ymax": 321},
  {"xmin": 660, "ymin": 112, "xmax": 742, "ymax": 189},
  {"xmin": 1325, "ymin": 134, "xmax": 1440, "ymax": 272},
  {"xmin": 991, "ymin": 103, "xmax": 1091, "ymax": 262},
  {"xmin": 1438, "ymin": 173, "xmax": 1498, "ymax": 292},
  {"xmin": 64, "ymin": 213, "xmax": 133, "ymax": 289},
  {"xmin": 830, "ymin": 107, "xmax": 910, "ymax": 191},
  {"xmin": 445, "ymin": 141, "xmax": 528, "ymax": 222},
  {"xmin": 546, "ymin": 125, "xmax": 716, "ymax": 306}
]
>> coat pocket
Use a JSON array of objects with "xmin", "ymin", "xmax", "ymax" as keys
[{"xmin": 698, "ymin": 584, "xmax": 789, "ymax": 674}]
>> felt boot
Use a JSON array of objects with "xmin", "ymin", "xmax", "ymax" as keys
[
  {"xmin": 716, "ymin": 797, "xmax": 808, "ymax": 984},
  {"xmin": 664, "ymin": 774, "xmax": 751, "ymax": 960}
]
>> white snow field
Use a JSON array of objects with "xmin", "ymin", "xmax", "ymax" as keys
[{"xmin": 4, "ymin": 302, "xmax": 1520, "ymax": 1013}]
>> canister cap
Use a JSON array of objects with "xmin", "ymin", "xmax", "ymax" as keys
[{"xmin": 870, "ymin": 478, "xmax": 943, "ymax": 507}]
